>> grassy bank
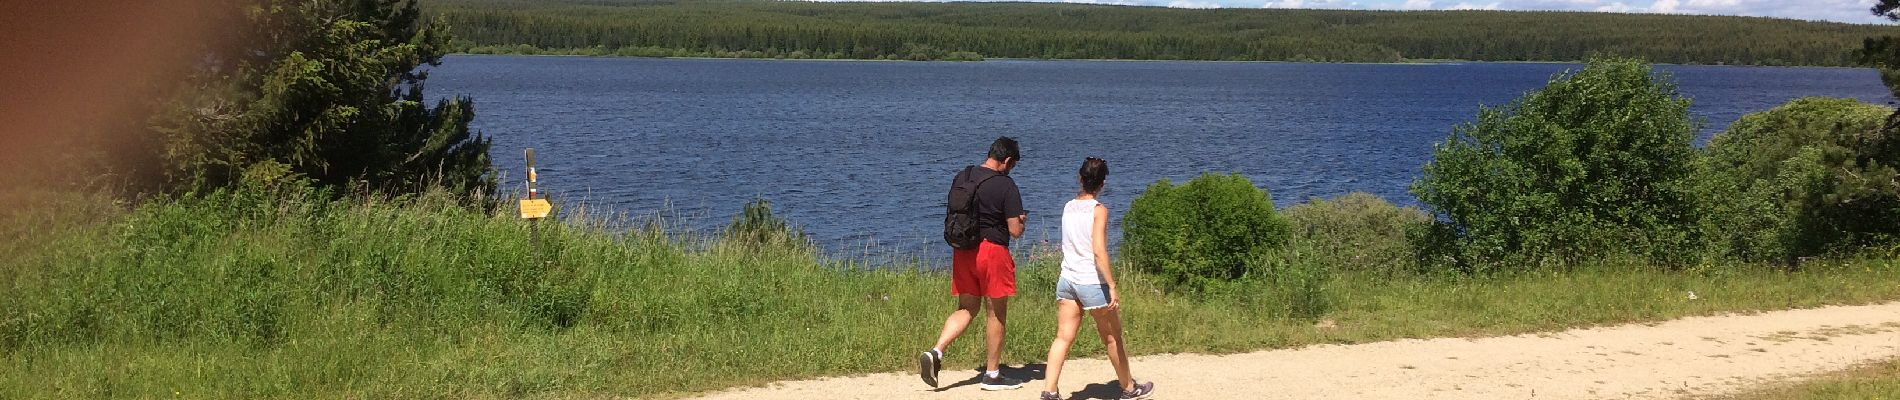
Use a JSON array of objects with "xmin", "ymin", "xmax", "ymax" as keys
[
  {"xmin": 1721, "ymin": 359, "xmax": 1900, "ymax": 399},
  {"xmin": 2, "ymin": 188, "xmax": 1898, "ymax": 399}
]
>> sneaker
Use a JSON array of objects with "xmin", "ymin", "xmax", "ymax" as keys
[
  {"xmin": 979, "ymin": 375, "xmax": 1024, "ymax": 391},
  {"xmin": 1039, "ymin": 390, "xmax": 1063, "ymax": 400},
  {"xmin": 917, "ymin": 349, "xmax": 942, "ymax": 387},
  {"xmin": 1120, "ymin": 381, "xmax": 1155, "ymax": 400}
]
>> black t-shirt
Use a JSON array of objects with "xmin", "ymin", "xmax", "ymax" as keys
[{"xmin": 954, "ymin": 166, "xmax": 1025, "ymax": 247}]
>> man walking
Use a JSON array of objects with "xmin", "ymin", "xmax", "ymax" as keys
[{"xmin": 921, "ymin": 137, "xmax": 1027, "ymax": 391}]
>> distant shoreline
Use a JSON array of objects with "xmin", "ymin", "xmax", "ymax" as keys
[{"xmin": 445, "ymin": 52, "xmax": 1875, "ymax": 69}]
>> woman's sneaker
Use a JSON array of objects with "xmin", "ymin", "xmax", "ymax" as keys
[
  {"xmin": 979, "ymin": 374, "xmax": 1024, "ymax": 391},
  {"xmin": 1120, "ymin": 381, "xmax": 1155, "ymax": 400},
  {"xmin": 917, "ymin": 349, "xmax": 941, "ymax": 387},
  {"xmin": 1039, "ymin": 390, "xmax": 1063, "ymax": 400}
]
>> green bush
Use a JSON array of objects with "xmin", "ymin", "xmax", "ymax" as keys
[
  {"xmin": 724, "ymin": 197, "xmax": 810, "ymax": 248},
  {"xmin": 1696, "ymin": 97, "xmax": 1900, "ymax": 264},
  {"xmin": 1200, "ymin": 241, "xmax": 1332, "ymax": 321},
  {"xmin": 944, "ymin": 51, "xmax": 986, "ymax": 61},
  {"xmin": 1283, "ymin": 192, "xmax": 1431, "ymax": 275},
  {"xmin": 1123, "ymin": 173, "xmax": 1289, "ymax": 291},
  {"xmin": 150, "ymin": 0, "xmax": 492, "ymax": 197},
  {"xmin": 1411, "ymin": 58, "xmax": 1701, "ymax": 272}
]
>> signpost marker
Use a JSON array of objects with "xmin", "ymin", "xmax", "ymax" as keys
[{"xmin": 519, "ymin": 148, "xmax": 552, "ymax": 263}]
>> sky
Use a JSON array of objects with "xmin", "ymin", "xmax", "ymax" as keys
[{"xmin": 815, "ymin": 0, "xmax": 1899, "ymax": 24}]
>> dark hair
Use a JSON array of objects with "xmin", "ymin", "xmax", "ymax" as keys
[
  {"xmin": 1079, "ymin": 157, "xmax": 1108, "ymax": 194},
  {"xmin": 987, "ymin": 136, "xmax": 1020, "ymax": 163}
]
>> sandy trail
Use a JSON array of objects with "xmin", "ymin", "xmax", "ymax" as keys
[{"xmin": 687, "ymin": 302, "xmax": 1900, "ymax": 400}]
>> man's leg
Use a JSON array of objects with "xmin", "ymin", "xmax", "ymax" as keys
[
  {"xmin": 984, "ymin": 295, "xmax": 1009, "ymax": 373},
  {"xmin": 925, "ymin": 247, "xmax": 984, "ymax": 387},
  {"xmin": 973, "ymin": 240, "xmax": 1022, "ymax": 391},
  {"xmin": 933, "ymin": 294, "xmax": 984, "ymax": 352}
]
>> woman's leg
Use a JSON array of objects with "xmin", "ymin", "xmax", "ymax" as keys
[
  {"xmin": 1042, "ymin": 299, "xmax": 1085, "ymax": 393},
  {"xmin": 1090, "ymin": 307, "xmax": 1135, "ymax": 392}
]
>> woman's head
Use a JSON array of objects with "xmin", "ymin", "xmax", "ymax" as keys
[{"xmin": 1079, "ymin": 157, "xmax": 1108, "ymax": 194}]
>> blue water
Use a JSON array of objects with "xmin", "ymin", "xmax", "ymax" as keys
[{"xmin": 427, "ymin": 55, "xmax": 1896, "ymax": 257}]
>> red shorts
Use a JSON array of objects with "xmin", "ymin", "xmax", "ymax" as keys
[{"xmin": 952, "ymin": 240, "xmax": 1016, "ymax": 298}]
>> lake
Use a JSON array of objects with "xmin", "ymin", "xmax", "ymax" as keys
[{"xmin": 427, "ymin": 55, "xmax": 1896, "ymax": 258}]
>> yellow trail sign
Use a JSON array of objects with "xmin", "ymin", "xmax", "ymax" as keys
[{"xmin": 520, "ymin": 199, "xmax": 552, "ymax": 219}]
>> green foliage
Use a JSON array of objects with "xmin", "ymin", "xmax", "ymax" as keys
[
  {"xmin": 1123, "ymin": 173, "xmax": 1290, "ymax": 291},
  {"xmin": 1283, "ymin": 192, "xmax": 1432, "ymax": 275},
  {"xmin": 460, "ymin": 42, "xmax": 987, "ymax": 61},
  {"xmin": 724, "ymin": 197, "xmax": 810, "ymax": 248},
  {"xmin": 1411, "ymin": 58, "xmax": 1701, "ymax": 272},
  {"xmin": 1862, "ymin": 1, "xmax": 1900, "ymax": 98},
  {"xmin": 4, "ymin": 186, "xmax": 1900, "ymax": 397},
  {"xmin": 425, "ymin": 0, "xmax": 1885, "ymax": 65},
  {"xmin": 151, "ymin": 0, "xmax": 492, "ymax": 197},
  {"xmin": 1726, "ymin": 357, "xmax": 1900, "ymax": 400},
  {"xmin": 1207, "ymin": 241, "xmax": 1333, "ymax": 321},
  {"xmin": 1697, "ymin": 97, "xmax": 1900, "ymax": 264}
]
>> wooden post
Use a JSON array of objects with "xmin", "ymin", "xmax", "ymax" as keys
[
  {"xmin": 527, "ymin": 148, "xmax": 537, "ymax": 264},
  {"xmin": 519, "ymin": 148, "xmax": 553, "ymax": 265}
]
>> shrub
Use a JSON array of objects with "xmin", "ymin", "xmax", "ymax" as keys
[
  {"xmin": 1411, "ymin": 58, "xmax": 1701, "ymax": 272},
  {"xmin": 1190, "ymin": 239, "xmax": 1330, "ymax": 321},
  {"xmin": 944, "ymin": 51, "xmax": 986, "ymax": 61},
  {"xmin": 1696, "ymin": 97, "xmax": 1900, "ymax": 264},
  {"xmin": 724, "ymin": 198, "xmax": 809, "ymax": 248},
  {"xmin": 149, "ymin": 1, "xmax": 493, "ymax": 197},
  {"xmin": 1283, "ymin": 192, "xmax": 1431, "ymax": 275},
  {"xmin": 1123, "ymin": 173, "xmax": 1289, "ymax": 291}
]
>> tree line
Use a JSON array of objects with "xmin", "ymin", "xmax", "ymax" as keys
[{"xmin": 426, "ymin": 0, "xmax": 1896, "ymax": 65}]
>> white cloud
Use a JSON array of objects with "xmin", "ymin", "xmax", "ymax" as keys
[
  {"xmin": 1062, "ymin": 0, "xmax": 1145, "ymax": 5},
  {"xmin": 1264, "ymin": 0, "xmax": 1367, "ymax": 8},
  {"xmin": 1638, "ymin": 0, "xmax": 1881, "ymax": 23},
  {"xmin": 1400, "ymin": 0, "xmax": 1435, "ymax": 10},
  {"xmin": 1410, "ymin": 0, "xmax": 1884, "ymax": 23},
  {"xmin": 1162, "ymin": 0, "xmax": 1223, "ymax": 6},
  {"xmin": 1169, "ymin": 0, "xmax": 1223, "ymax": 7},
  {"xmin": 1594, "ymin": 2, "xmax": 1634, "ymax": 12}
]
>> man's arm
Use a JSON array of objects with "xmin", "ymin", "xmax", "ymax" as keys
[{"xmin": 1004, "ymin": 181, "xmax": 1026, "ymax": 238}]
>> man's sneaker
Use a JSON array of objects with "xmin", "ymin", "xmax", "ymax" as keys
[
  {"xmin": 1119, "ymin": 381, "xmax": 1155, "ymax": 400},
  {"xmin": 979, "ymin": 374, "xmax": 1024, "ymax": 391},
  {"xmin": 1039, "ymin": 390, "xmax": 1063, "ymax": 400},
  {"xmin": 917, "ymin": 349, "xmax": 942, "ymax": 387}
]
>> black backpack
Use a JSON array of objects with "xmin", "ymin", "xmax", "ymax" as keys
[{"xmin": 944, "ymin": 166, "xmax": 1001, "ymax": 250}]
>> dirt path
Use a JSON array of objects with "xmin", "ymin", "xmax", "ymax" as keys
[{"xmin": 687, "ymin": 302, "xmax": 1900, "ymax": 400}]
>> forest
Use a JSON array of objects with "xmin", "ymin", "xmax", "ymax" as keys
[{"xmin": 427, "ymin": 0, "xmax": 1898, "ymax": 65}]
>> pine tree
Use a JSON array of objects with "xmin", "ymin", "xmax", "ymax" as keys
[
  {"xmin": 153, "ymin": 0, "xmax": 491, "ymax": 195},
  {"xmin": 1863, "ymin": 0, "xmax": 1900, "ymax": 97}
]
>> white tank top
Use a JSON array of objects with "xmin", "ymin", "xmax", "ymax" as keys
[{"xmin": 1060, "ymin": 198, "xmax": 1104, "ymax": 285}]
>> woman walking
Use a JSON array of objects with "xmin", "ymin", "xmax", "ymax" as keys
[{"xmin": 1040, "ymin": 157, "xmax": 1154, "ymax": 400}]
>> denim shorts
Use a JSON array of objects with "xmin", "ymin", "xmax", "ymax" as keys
[{"xmin": 1055, "ymin": 278, "xmax": 1112, "ymax": 310}]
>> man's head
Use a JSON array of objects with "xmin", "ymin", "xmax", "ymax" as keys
[{"xmin": 986, "ymin": 136, "xmax": 1020, "ymax": 174}]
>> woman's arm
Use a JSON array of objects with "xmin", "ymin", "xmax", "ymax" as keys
[{"xmin": 1091, "ymin": 204, "xmax": 1119, "ymax": 309}]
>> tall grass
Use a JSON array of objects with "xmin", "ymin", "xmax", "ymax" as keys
[
  {"xmin": 1, "ymin": 187, "xmax": 1897, "ymax": 398},
  {"xmin": 1717, "ymin": 358, "xmax": 1900, "ymax": 400}
]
